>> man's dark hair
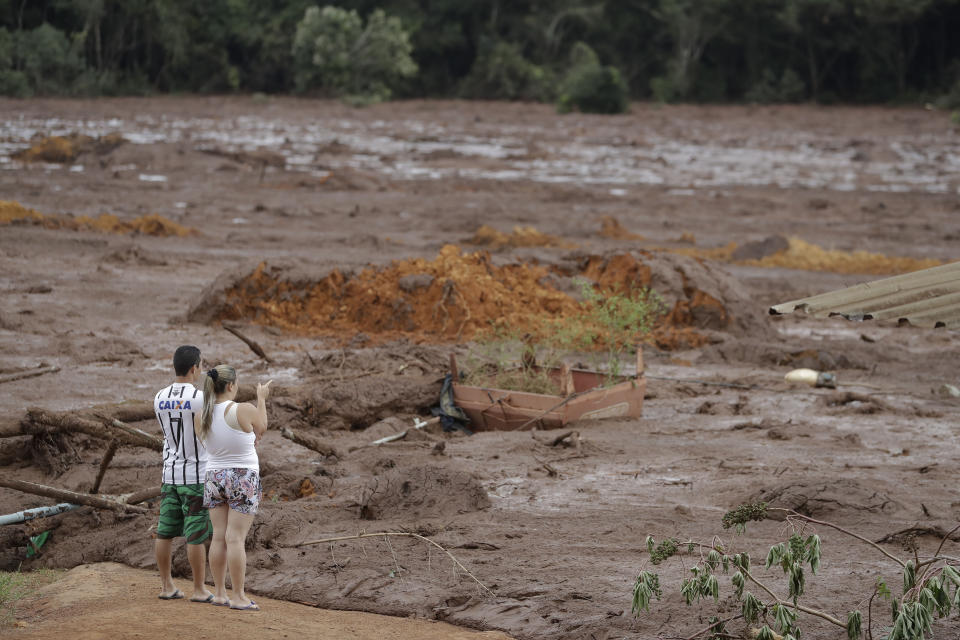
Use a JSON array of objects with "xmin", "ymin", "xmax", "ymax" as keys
[{"xmin": 173, "ymin": 345, "xmax": 201, "ymax": 376}]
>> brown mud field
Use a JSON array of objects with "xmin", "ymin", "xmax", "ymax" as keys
[{"xmin": 1, "ymin": 97, "xmax": 960, "ymax": 639}]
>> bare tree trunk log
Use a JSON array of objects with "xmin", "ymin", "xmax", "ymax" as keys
[
  {"xmin": 96, "ymin": 416, "xmax": 163, "ymax": 451},
  {"xmin": 282, "ymin": 428, "xmax": 340, "ymax": 458},
  {"xmin": 109, "ymin": 403, "xmax": 157, "ymax": 423},
  {"xmin": 123, "ymin": 486, "xmax": 163, "ymax": 505},
  {"xmin": 0, "ymin": 417, "xmax": 22, "ymax": 438},
  {"xmin": 0, "ymin": 478, "xmax": 149, "ymax": 514},
  {"xmin": 91, "ymin": 440, "xmax": 119, "ymax": 494}
]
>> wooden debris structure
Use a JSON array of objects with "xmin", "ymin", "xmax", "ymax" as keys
[{"xmin": 450, "ymin": 349, "xmax": 646, "ymax": 430}]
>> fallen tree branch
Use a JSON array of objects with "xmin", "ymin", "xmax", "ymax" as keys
[
  {"xmin": 0, "ymin": 366, "xmax": 60, "ymax": 385},
  {"xmin": 875, "ymin": 525, "xmax": 960, "ymax": 546},
  {"xmin": 770, "ymin": 508, "xmax": 907, "ymax": 568},
  {"xmin": 91, "ymin": 440, "xmax": 119, "ymax": 494},
  {"xmin": 95, "ymin": 415, "xmax": 163, "ymax": 451},
  {"xmin": 0, "ymin": 478, "xmax": 149, "ymax": 514},
  {"xmin": 223, "ymin": 323, "xmax": 273, "ymax": 363},
  {"xmin": 281, "ymin": 428, "xmax": 340, "ymax": 458},
  {"xmin": 122, "ymin": 486, "xmax": 163, "ymax": 505},
  {"xmin": 289, "ymin": 531, "xmax": 493, "ymax": 596}
]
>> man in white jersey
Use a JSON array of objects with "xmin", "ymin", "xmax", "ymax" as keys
[{"xmin": 154, "ymin": 345, "xmax": 214, "ymax": 602}]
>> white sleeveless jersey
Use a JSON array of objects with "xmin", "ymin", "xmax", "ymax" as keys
[
  {"xmin": 154, "ymin": 382, "xmax": 207, "ymax": 485},
  {"xmin": 204, "ymin": 402, "xmax": 259, "ymax": 473}
]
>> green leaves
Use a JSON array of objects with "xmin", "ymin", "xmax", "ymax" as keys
[
  {"xmin": 888, "ymin": 601, "xmax": 933, "ymax": 640},
  {"xmin": 722, "ymin": 502, "xmax": 768, "ymax": 533},
  {"xmin": 292, "ymin": 5, "xmax": 417, "ymax": 103},
  {"xmin": 903, "ymin": 561, "xmax": 916, "ymax": 594},
  {"xmin": 846, "ymin": 610, "xmax": 862, "ymax": 640},
  {"xmin": 754, "ymin": 626, "xmax": 776, "ymax": 640},
  {"xmin": 648, "ymin": 538, "xmax": 680, "ymax": 565},
  {"xmin": 773, "ymin": 603, "xmax": 798, "ymax": 635},
  {"xmin": 631, "ymin": 571, "xmax": 662, "ymax": 615},
  {"xmin": 731, "ymin": 571, "xmax": 745, "ymax": 599},
  {"xmin": 742, "ymin": 591, "xmax": 764, "ymax": 624}
]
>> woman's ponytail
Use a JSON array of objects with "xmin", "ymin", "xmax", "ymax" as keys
[{"xmin": 198, "ymin": 364, "xmax": 237, "ymax": 442}]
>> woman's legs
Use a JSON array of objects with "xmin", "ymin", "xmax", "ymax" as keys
[
  {"xmin": 207, "ymin": 505, "xmax": 229, "ymax": 605},
  {"xmin": 225, "ymin": 508, "xmax": 256, "ymax": 608}
]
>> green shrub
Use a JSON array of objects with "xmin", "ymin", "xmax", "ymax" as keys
[
  {"xmin": 556, "ymin": 42, "xmax": 629, "ymax": 114},
  {"xmin": 745, "ymin": 68, "xmax": 806, "ymax": 104},
  {"xmin": 460, "ymin": 41, "xmax": 553, "ymax": 101},
  {"xmin": 0, "ymin": 70, "xmax": 30, "ymax": 98},
  {"xmin": 292, "ymin": 5, "xmax": 417, "ymax": 104},
  {"xmin": 16, "ymin": 23, "xmax": 85, "ymax": 95}
]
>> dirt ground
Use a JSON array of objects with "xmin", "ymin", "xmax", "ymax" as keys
[
  {"xmin": 8, "ymin": 562, "xmax": 513, "ymax": 640},
  {"xmin": 1, "ymin": 97, "xmax": 960, "ymax": 640}
]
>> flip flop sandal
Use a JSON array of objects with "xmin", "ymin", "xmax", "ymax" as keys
[
  {"xmin": 212, "ymin": 600, "xmax": 231, "ymax": 607},
  {"xmin": 230, "ymin": 600, "xmax": 259, "ymax": 611},
  {"xmin": 158, "ymin": 589, "xmax": 184, "ymax": 600},
  {"xmin": 191, "ymin": 594, "xmax": 215, "ymax": 603}
]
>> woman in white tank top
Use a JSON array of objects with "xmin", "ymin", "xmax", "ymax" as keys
[{"xmin": 196, "ymin": 364, "xmax": 272, "ymax": 611}]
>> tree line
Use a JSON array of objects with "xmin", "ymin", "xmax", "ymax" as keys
[{"xmin": 3, "ymin": 0, "xmax": 960, "ymax": 111}]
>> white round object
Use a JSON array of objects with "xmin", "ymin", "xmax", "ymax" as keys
[{"xmin": 784, "ymin": 368, "xmax": 819, "ymax": 386}]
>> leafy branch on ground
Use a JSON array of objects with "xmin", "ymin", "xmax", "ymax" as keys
[{"xmin": 633, "ymin": 503, "xmax": 960, "ymax": 640}]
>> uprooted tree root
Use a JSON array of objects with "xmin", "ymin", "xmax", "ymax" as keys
[{"xmin": 0, "ymin": 201, "xmax": 196, "ymax": 237}]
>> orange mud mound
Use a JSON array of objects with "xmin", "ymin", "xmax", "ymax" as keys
[
  {"xmin": 191, "ymin": 246, "xmax": 767, "ymax": 350},
  {"xmin": 468, "ymin": 224, "xmax": 576, "ymax": 249},
  {"xmin": 0, "ymin": 201, "xmax": 196, "ymax": 237},
  {"xmin": 12, "ymin": 132, "xmax": 126, "ymax": 163}
]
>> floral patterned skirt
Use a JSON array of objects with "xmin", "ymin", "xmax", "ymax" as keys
[{"xmin": 203, "ymin": 468, "xmax": 262, "ymax": 515}]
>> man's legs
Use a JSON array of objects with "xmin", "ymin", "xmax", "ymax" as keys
[
  {"xmin": 182, "ymin": 485, "xmax": 214, "ymax": 602},
  {"xmin": 208, "ymin": 505, "xmax": 230, "ymax": 605},
  {"xmin": 156, "ymin": 485, "xmax": 183, "ymax": 598},
  {"xmin": 225, "ymin": 509, "xmax": 256, "ymax": 608},
  {"xmin": 155, "ymin": 538, "xmax": 177, "ymax": 597}
]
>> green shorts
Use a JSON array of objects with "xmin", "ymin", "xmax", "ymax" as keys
[{"xmin": 157, "ymin": 483, "xmax": 212, "ymax": 544}]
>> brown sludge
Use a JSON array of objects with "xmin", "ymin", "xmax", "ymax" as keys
[{"xmin": 2, "ymin": 98, "xmax": 959, "ymax": 640}]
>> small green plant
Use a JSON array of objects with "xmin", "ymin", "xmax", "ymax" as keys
[
  {"xmin": 464, "ymin": 279, "xmax": 663, "ymax": 393},
  {"xmin": 634, "ymin": 504, "xmax": 960, "ymax": 640},
  {"xmin": 550, "ymin": 278, "xmax": 664, "ymax": 382},
  {"xmin": 462, "ymin": 328, "xmax": 563, "ymax": 395}
]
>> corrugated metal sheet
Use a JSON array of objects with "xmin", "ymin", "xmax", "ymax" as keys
[{"xmin": 769, "ymin": 261, "xmax": 960, "ymax": 328}]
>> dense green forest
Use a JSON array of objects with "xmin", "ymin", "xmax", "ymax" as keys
[{"xmin": 3, "ymin": 0, "xmax": 960, "ymax": 110}]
